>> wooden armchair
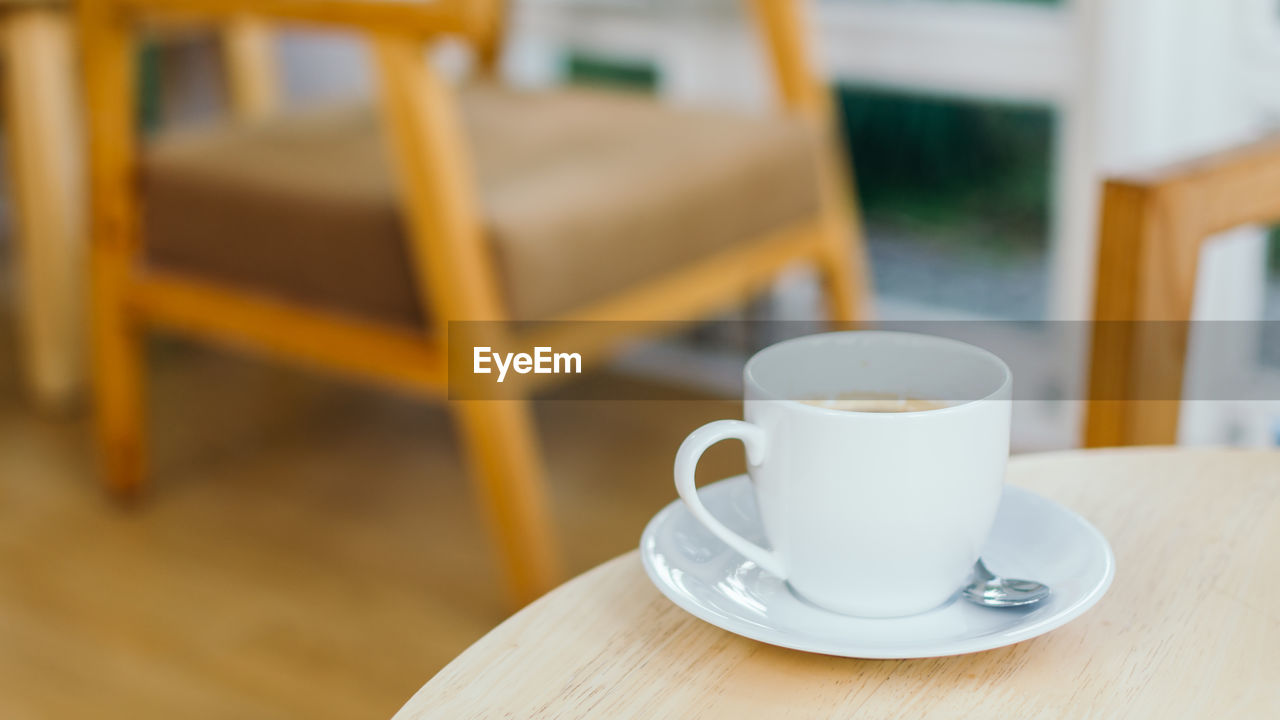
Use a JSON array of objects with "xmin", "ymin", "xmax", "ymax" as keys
[
  {"xmin": 1085, "ymin": 134, "xmax": 1280, "ymax": 447},
  {"xmin": 80, "ymin": 0, "xmax": 870, "ymax": 605}
]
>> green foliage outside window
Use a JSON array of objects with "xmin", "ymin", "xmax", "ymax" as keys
[
  {"xmin": 566, "ymin": 53, "xmax": 659, "ymax": 92},
  {"xmin": 834, "ymin": 84, "xmax": 1053, "ymax": 264},
  {"xmin": 1268, "ymin": 227, "xmax": 1280, "ymax": 277}
]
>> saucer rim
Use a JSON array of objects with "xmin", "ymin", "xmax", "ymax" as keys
[{"xmin": 639, "ymin": 476, "xmax": 1116, "ymax": 659}]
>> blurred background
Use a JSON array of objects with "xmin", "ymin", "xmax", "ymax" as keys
[{"xmin": 1, "ymin": 0, "xmax": 1279, "ymax": 717}]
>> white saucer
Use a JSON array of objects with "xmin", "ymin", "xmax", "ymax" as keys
[{"xmin": 640, "ymin": 475, "xmax": 1114, "ymax": 659}]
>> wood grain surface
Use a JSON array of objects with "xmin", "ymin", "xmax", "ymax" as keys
[{"xmin": 395, "ymin": 448, "xmax": 1280, "ymax": 719}]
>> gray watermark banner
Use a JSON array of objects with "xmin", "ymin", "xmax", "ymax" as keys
[{"xmin": 447, "ymin": 320, "xmax": 1280, "ymax": 401}]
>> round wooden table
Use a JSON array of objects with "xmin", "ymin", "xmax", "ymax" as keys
[{"xmin": 394, "ymin": 448, "xmax": 1279, "ymax": 718}]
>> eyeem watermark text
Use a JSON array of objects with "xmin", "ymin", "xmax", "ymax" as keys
[{"xmin": 473, "ymin": 346, "xmax": 582, "ymax": 383}]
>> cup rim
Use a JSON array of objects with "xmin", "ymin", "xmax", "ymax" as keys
[{"xmin": 742, "ymin": 330, "xmax": 1012, "ymax": 417}]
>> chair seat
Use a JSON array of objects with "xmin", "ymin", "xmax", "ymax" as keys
[{"xmin": 142, "ymin": 83, "xmax": 824, "ymax": 325}]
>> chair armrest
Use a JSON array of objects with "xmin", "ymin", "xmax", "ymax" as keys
[
  {"xmin": 1105, "ymin": 133, "xmax": 1280, "ymax": 237},
  {"xmin": 110, "ymin": 0, "xmax": 473, "ymax": 37},
  {"xmin": 1086, "ymin": 132, "xmax": 1280, "ymax": 446}
]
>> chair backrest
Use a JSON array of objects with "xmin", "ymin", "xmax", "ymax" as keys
[
  {"xmin": 0, "ymin": 0, "xmax": 69, "ymax": 7},
  {"xmin": 81, "ymin": 0, "xmax": 840, "ymax": 348},
  {"xmin": 207, "ymin": 0, "xmax": 829, "ymax": 124},
  {"xmin": 100, "ymin": 0, "xmax": 479, "ymax": 35},
  {"xmin": 1085, "ymin": 134, "xmax": 1280, "ymax": 446}
]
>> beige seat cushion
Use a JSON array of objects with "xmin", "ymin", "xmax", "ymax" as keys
[{"xmin": 143, "ymin": 84, "xmax": 824, "ymax": 326}]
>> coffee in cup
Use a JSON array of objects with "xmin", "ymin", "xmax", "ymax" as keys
[{"xmin": 798, "ymin": 391, "xmax": 954, "ymax": 413}]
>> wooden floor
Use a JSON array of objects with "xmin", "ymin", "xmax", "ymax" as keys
[{"xmin": 0, "ymin": 312, "xmax": 746, "ymax": 717}]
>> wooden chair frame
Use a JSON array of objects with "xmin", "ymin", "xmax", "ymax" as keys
[
  {"xmin": 2, "ymin": 0, "xmax": 86, "ymax": 412},
  {"xmin": 1085, "ymin": 134, "xmax": 1280, "ymax": 447},
  {"xmin": 80, "ymin": 0, "xmax": 870, "ymax": 604}
]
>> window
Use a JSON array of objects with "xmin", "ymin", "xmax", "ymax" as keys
[{"xmin": 835, "ymin": 86, "xmax": 1054, "ymax": 319}]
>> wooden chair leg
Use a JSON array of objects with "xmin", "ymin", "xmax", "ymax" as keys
[
  {"xmin": 91, "ymin": 248, "xmax": 146, "ymax": 497},
  {"xmin": 2, "ymin": 8, "xmax": 87, "ymax": 412},
  {"xmin": 817, "ymin": 226, "xmax": 866, "ymax": 325},
  {"xmin": 222, "ymin": 16, "xmax": 279, "ymax": 122},
  {"xmin": 451, "ymin": 399, "xmax": 561, "ymax": 606},
  {"xmin": 82, "ymin": 0, "xmax": 146, "ymax": 495},
  {"xmin": 814, "ymin": 138, "xmax": 873, "ymax": 325},
  {"xmin": 815, "ymin": 190, "xmax": 872, "ymax": 325}
]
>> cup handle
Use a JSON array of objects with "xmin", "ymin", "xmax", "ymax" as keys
[{"xmin": 674, "ymin": 420, "xmax": 786, "ymax": 578}]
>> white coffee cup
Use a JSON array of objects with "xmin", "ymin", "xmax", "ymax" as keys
[{"xmin": 674, "ymin": 331, "xmax": 1012, "ymax": 617}]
